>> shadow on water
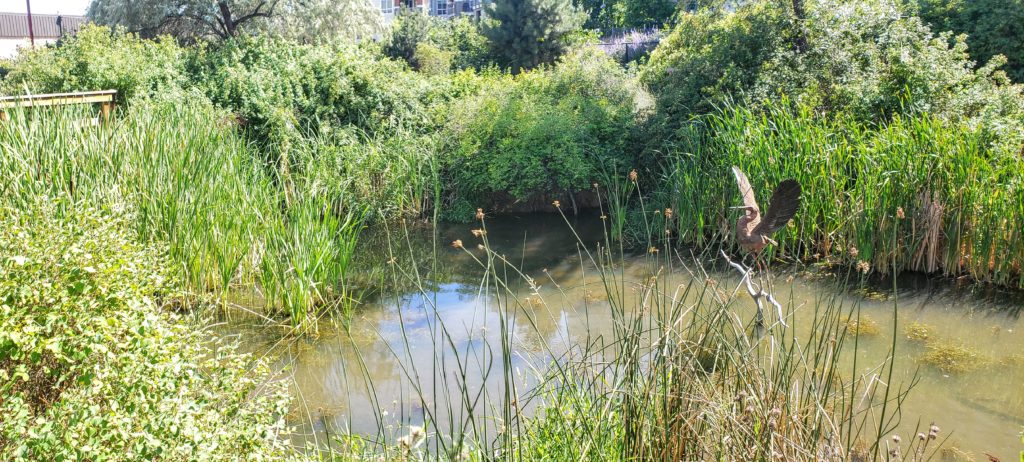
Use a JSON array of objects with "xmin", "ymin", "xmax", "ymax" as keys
[{"xmin": 213, "ymin": 212, "xmax": 1024, "ymax": 458}]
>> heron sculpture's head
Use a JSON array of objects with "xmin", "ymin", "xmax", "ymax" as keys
[{"xmin": 730, "ymin": 205, "xmax": 758, "ymax": 219}]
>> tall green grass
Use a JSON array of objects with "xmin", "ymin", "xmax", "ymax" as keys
[
  {"xmin": 0, "ymin": 102, "xmax": 383, "ymax": 330},
  {"xmin": 659, "ymin": 102, "xmax": 1024, "ymax": 288}
]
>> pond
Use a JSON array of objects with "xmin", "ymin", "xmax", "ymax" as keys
[{"xmin": 215, "ymin": 213, "xmax": 1024, "ymax": 459}]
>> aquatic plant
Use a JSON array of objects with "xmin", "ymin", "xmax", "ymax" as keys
[
  {"xmin": 659, "ymin": 101, "xmax": 1024, "ymax": 288},
  {"xmin": 921, "ymin": 339, "xmax": 987, "ymax": 374},
  {"xmin": 844, "ymin": 314, "xmax": 881, "ymax": 337},
  {"xmin": 905, "ymin": 321, "xmax": 936, "ymax": 343},
  {"xmin": 0, "ymin": 101, "xmax": 366, "ymax": 330}
]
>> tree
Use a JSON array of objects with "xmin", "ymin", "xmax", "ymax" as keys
[
  {"xmin": 265, "ymin": 0, "xmax": 384, "ymax": 43},
  {"xmin": 482, "ymin": 0, "xmax": 586, "ymax": 73},
  {"xmin": 87, "ymin": 0, "xmax": 382, "ymax": 42},
  {"xmin": 88, "ymin": 0, "xmax": 278, "ymax": 40},
  {"xmin": 914, "ymin": 0, "xmax": 1024, "ymax": 82}
]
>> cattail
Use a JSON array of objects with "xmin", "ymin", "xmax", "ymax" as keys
[
  {"xmin": 629, "ymin": 169, "xmax": 638, "ymax": 182},
  {"xmin": 475, "ymin": 208, "xmax": 485, "ymax": 221},
  {"xmin": 452, "ymin": 239, "xmax": 463, "ymax": 249},
  {"xmin": 896, "ymin": 207, "xmax": 906, "ymax": 219}
]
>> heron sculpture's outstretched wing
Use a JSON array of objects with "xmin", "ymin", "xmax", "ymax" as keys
[
  {"xmin": 732, "ymin": 166, "xmax": 759, "ymax": 213},
  {"xmin": 753, "ymin": 179, "xmax": 801, "ymax": 236}
]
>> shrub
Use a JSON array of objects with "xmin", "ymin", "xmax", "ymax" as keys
[
  {"xmin": 189, "ymin": 36, "xmax": 446, "ymax": 162},
  {"xmin": 0, "ymin": 24, "xmax": 185, "ymax": 102},
  {"xmin": 0, "ymin": 203, "xmax": 292, "ymax": 460},
  {"xmin": 914, "ymin": 0, "xmax": 1024, "ymax": 82},
  {"xmin": 443, "ymin": 47, "xmax": 650, "ymax": 217},
  {"xmin": 643, "ymin": 0, "xmax": 1024, "ymax": 149}
]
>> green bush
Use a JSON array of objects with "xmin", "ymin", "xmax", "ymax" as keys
[
  {"xmin": 444, "ymin": 47, "xmax": 650, "ymax": 217},
  {"xmin": 914, "ymin": 0, "xmax": 1024, "ymax": 82},
  {"xmin": 0, "ymin": 24, "xmax": 185, "ymax": 101},
  {"xmin": 189, "ymin": 36, "xmax": 445, "ymax": 160},
  {"xmin": 643, "ymin": 0, "xmax": 1024, "ymax": 150},
  {"xmin": 0, "ymin": 203, "xmax": 292, "ymax": 460}
]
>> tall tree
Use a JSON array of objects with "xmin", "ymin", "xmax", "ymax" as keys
[
  {"xmin": 483, "ymin": 0, "xmax": 586, "ymax": 73},
  {"xmin": 88, "ymin": 0, "xmax": 382, "ymax": 42}
]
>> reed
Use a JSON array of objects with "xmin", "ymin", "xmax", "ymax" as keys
[
  {"xmin": 658, "ymin": 101, "xmax": 1024, "ymax": 288},
  {"xmin": 0, "ymin": 101, "xmax": 371, "ymax": 330}
]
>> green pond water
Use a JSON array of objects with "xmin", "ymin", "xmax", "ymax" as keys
[{"xmin": 216, "ymin": 213, "xmax": 1024, "ymax": 459}]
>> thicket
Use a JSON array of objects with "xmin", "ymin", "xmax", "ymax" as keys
[
  {"xmin": 642, "ymin": 0, "xmax": 1024, "ymax": 152},
  {"xmin": 443, "ymin": 48, "xmax": 651, "ymax": 218},
  {"xmin": 0, "ymin": 203, "xmax": 292, "ymax": 460},
  {"xmin": 913, "ymin": 0, "xmax": 1024, "ymax": 83}
]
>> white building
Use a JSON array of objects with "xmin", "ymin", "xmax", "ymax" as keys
[
  {"xmin": 378, "ymin": 0, "xmax": 485, "ymax": 22},
  {"xmin": 0, "ymin": 12, "xmax": 86, "ymax": 59}
]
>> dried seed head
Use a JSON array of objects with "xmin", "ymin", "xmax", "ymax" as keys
[
  {"xmin": 892, "ymin": 435, "xmax": 902, "ymax": 444},
  {"xmin": 918, "ymin": 433, "xmax": 926, "ymax": 441},
  {"xmin": 648, "ymin": 246, "xmax": 659, "ymax": 254},
  {"xmin": 452, "ymin": 239, "xmax": 464, "ymax": 249},
  {"xmin": 629, "ymin": 169, "xmax": 638, "ymax": 182},
  {"xmin": 600, "ymin": 215, "xmax": 608, "ymax": 220},
  {"xmin": 849, "ymin": 246, "xmax": 859, "ymax": 258},
  {"xmin": 592, "ymin": 182, "xmax": 599, "ymax": 189},
  {"xmin": 664, "ymin": 208, "xmax": 673, "ymax": 219},
  {"xmin": 471, "ymin": 229, "xmax": 486, "ymax": 237},
  {"xmin": 475, "ymin": 208, "xmax": 485, "ymax": 221},
  {"xmin": 857, "ymin": 260, "xmax": 871, "ymax": 274},
  {"xmin": 896, "ymin": 207, "xmax": 906, "ymax": 219},
  {"xmin": 553, "ymin": 200, "xmax": 561, "ymax": 208},
  {"xmin": 477, "ymin": 244, "xmax": 484, "ymax": 250},
  {"xmin": 928, "ymin": 424, "xmax": 940, "ymax": 439}
]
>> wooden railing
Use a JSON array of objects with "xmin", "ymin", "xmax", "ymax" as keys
[{"xmin": 0, "ymin": 90, "xmax": 117, "ymax": 122}]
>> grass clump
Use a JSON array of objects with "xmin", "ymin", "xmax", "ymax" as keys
[{"xmin": 0, "ymin": 203, "xmax": 293, "ymax": 460}]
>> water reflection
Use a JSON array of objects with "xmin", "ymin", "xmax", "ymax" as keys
[{"xmin": 216, "ymin": 213, "xmax": 1024, "ymax": 459}]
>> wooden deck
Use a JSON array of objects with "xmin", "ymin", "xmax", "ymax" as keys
[{"xmin": 0, "ymin": 90, "xmax": 117, "ymax": 121}]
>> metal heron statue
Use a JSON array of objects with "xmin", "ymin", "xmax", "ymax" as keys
[
  {"xmin": 731, "ymin": 166, "xmax": 801, "ymax": 257},
  {"xmin": 727, "ymin": 166, "xmax": 801, "ymax": 328}
]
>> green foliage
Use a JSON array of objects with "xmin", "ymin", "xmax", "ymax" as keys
[
  {"xmin": 0, "ymin": 203, "xmax": 292, "ymax": 460},
  {"xmin": 414, "ymin": 42, "xmax": 454, "ymax": 76},
  {"xmin": 386, "ymin": 12, "xmax": 489, "ymax": 71},
  {"xmin": 384, "ymin": 8, "xmax": 434, "ymax": 64},
  {"xmin": 444, "ymin": 47, "xmax": 650, "ymax": 216},
  {"xmin": 483, "ymin": 0, "xmax": 587, "ymax": 73},
  {"xmin": 189, "ymin": 36, "xmax": 444, "ymax": 160},
  {"xmin": 643, "ymin": 0, "xmax": 1024, "ymax": 147},
  {"xmin": 0, "ymin": 24, "xmax": 185, "ymax": 101},
  {"xmin": 575, "ymin": 0, "xmax": 678, "ymax": 29},
  {"xmin": 914, "ymin": 0, "xmax": 1024, "ymax": 82},
  {"xmin": 430, "ymin": 17, "xmax": 491, "ymax": 71}
]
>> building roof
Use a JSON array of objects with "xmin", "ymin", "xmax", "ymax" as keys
[{"xmin": 0, "ymin": 12, "xmax": 87, "ymax": 39}]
